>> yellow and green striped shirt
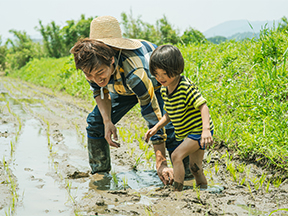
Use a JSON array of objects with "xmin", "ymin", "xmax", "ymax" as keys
[{"xmin": 161, "ymin": 76, "xmax": 214, "ymax": 141}]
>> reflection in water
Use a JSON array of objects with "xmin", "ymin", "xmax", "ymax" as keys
[
  {"xmin": 13, "ymin": 119, "xmax": 70, "ymax": 215},
  {"xmin": 89, "ymin": 170, "xmax": 163, "ymax": 191}
]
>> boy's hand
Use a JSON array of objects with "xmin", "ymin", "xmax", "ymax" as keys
[
  {"xmin": 200, "ymin": 130, "xmax": 213, "ymax": 149},
  {"xmin": 144, "ymin": 127, "xmax": 158, "ymax": 142}
]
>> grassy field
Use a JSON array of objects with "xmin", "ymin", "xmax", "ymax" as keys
[{"xmin": 8, "ymin": 28, "xmax": 288, "ymax": 172}]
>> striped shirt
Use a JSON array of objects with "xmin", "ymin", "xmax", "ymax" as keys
[
  {"xmin": 161, "ymin": 76, "xmax": 214, "ymax": 141},
  {"xmin": 88, "ymin": 40, "xmax": 166, "ymax": 144}
]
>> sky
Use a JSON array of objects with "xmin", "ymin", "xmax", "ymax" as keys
[{"xmin": 0, "ymin": 0, "xmax": 287, "ymax": 40}]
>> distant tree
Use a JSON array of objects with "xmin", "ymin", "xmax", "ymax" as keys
[
  {"xmin": 36, "ymin": 20, "xmax": 65, "ymax": 58},
  {"xmin": 180, "ymin": 27, "xmax": 206, "ymax": 45},
  {"xmin": 207, "ymin": 36, "xmax": 227, "ymax": 44},
  {"xmin": 61, "ymin": 14, "xmax": 94, "ymax": 55},
  {"xmin": 121, "ymin": 12, "xmax": 160, "ymax": 44},
  {"xmin": 5, "ymin": 30, "xmax": 44, "ymax": 72},
  {"xmin": 157, "ymin": 15, "xmax": 180, "ymax": 45},
  {"xmin": 121, "ymin": 11, "xmax": 144, "ymax": 39},
  {"xmin": 37, "ymin": 15, "xmax": 94, "ymax": 57},
  {"xmin": 0, "ymin": 36, "xmax": 7, "ymax": 71}
]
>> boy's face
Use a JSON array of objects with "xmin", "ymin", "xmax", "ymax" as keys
[
  {"xmin": 154, "ymin": 68, "xmax": 179, "ymax": 87},
  {"xmin": 82, "ymin": 57, "xmax": 115, "ymax": 87}
]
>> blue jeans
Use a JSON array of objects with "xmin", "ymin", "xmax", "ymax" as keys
[{"xmin": 86, "ymin": 89, "xmax": 182, "ymax": 151}]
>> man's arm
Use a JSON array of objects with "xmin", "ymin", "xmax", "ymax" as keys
[
  {"xmin": 153, "ymin": 142, "xmax": 174, "ymax": 185},
  {"xmin": 95, "ymin": 93, "xmax": 120, "ymax": 148}
]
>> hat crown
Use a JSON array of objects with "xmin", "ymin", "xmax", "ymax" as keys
[
  {"xmin": 89, "ymin": 15, "xmax": 142, "ymax": 50},
  {"xmin": 90, "ymin": 16, "xmax": 122, "ymax": 39}
]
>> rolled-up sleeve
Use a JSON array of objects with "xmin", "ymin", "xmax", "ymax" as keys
[{"xmin": 126, "ymin": 68, "xmax": 166, "ymax": 144}]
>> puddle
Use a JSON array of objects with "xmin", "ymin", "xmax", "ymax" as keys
[
  {"xmin": 11, "ymin": 118, "xmax": 71, "ymax": 215},
  {"xmin": 90, "ymin": 170, "xmax": 163, "ymax": 191},
  {"xmin": 236, "ymin": 204, "xmax": 269, "ymax": 216}
]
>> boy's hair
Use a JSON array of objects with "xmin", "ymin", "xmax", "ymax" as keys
[
  {"xmin": 70, "ymin": 38, "xmax": 116, "ymax": 73},
  {"xmin": 149, "ymin": 45, "xmax": 184, "ymax": 78}
]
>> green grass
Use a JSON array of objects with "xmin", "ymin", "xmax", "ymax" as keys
[
  {"xmin": 9, "ymin": 56, "xmax": 94, "ymax": 103},
  {"xmin": 8, "ymin": 28, "xmax": 288, "ymax": 172},
  {"xmin": 179, "ymin": 29, "xmax": 288, "ymax": 172}
]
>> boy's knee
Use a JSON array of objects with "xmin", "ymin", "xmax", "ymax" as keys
[
  {"xmin": 190, "ymin": 163, "xmax": 201, "ymax": 175},
  {"xmin": 171, "ymin": 151, "xmax": 181, "ymax": 164}
]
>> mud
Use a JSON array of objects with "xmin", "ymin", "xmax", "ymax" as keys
[{"xmin": 0, "ymin": 76, "xmax": 287, "ymax": 216}]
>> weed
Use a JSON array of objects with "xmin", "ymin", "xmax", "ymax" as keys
[
  {"xmin": 193, "ymin": 180, "xmax": 201, "ymax": 201},
  {"xmin": 240, "ymin": 176, "xmax": 246, "ymax": 185},
  {"xmin": 237, "ymin": 163, "xmax": 246, "ymax": 173},
  {"xmin": 206, "ymin": 153, "xmax": 212, "ymax": 163},
  {"xmin": 122, "ymin": 176, "xmax": 128, "ymax": 190},
  {"xmin": 268, "ymin": 208, "xmax": 288, "ymax": 216},
  {"xmin": 214, "ymin": 161, "xmax": 219, "ymax": 174},
  {"xmin": 246, "ymin": 181, "xmax": 255, "ymax": 200},
  {"xmin": 273, "ymin": 177, "xmax": 282, "ymax": 188},
  {"xmin": 111, "ymin": 170, "xmax": 118, "ymax": 186},
  {"xmin": 266, "ymin": 179, "xmax": 271, "ymax": 193},
  {"xmin": 144, "ymin": 205, "xmax": 154, "ymax": 216},
  {"xmin": 133, "ymin": 153, "xmax": 144, "ymax": 170}
]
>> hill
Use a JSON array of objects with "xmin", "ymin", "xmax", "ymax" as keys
[{"xmin": 204, "ymin": 19, "xmax": 281, "ymax": 38}]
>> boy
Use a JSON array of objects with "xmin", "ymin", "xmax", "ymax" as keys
[{"xmin": 145, "ymin": 45, "xmax": 214, "ymax": 191}]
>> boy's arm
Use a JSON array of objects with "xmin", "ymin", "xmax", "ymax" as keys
[
  {"xmin": 144, "ymin": 113, "xmax": 170, "ymax": 142},
  {"xmin": 156, "ymin": 112, "xmax": 171, "ymax": 129},
  {"xmin": 199, "ymin": 103, "xmax": 213, "ymax": 148}
]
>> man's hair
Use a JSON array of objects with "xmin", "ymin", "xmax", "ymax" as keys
[
  {"xmin": 70, "ymin": 38, "xmax": 116, "ymax": 73},
  {"xmin": 149, "ymin": 45, "xmax": 184, "ymax": 78}
]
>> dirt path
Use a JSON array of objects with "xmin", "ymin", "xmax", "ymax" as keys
[{"xmin": 0, "ymin": 77, "xmax": 287, "ymax": 216}]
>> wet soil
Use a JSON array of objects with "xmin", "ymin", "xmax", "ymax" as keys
[{"xmin": 0, "ymin": 76, "xmax": 287, "ymax": 216}]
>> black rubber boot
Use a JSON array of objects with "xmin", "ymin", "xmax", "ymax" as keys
[{"xmin": 87, "ymin": 137, "xmax": 111, "ymax": 174}]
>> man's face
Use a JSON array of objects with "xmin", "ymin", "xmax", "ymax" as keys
[{"xmin": 82, "ymin": 58, "xmax": 115, "ymax": 87}]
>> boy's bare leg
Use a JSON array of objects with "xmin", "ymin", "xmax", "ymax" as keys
[
  {"xmin": 171, "ymin": 139, "xmax": 199, "ymax": 191},
  {"xmin": 189, "ymin": 149, "xmax": 207, "ymax": 188}
]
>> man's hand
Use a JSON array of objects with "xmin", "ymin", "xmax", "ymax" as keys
[
  {"xmin": 104, "ymin": 121, "xmax": 120, "ymax": 148},
  {"xmin": 153, "ymin": 142, "xmax": 173, "ymax": 185},
  {"xmin": 157, "ymin": 165, "xmax": 174, "ymax": 185}
]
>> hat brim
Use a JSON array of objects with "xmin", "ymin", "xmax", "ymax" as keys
[{"xmin": 95, "ymin": 38, "xmax": 142, "ymax": 50}]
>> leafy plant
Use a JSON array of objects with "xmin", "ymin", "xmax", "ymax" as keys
[
  {"xmin": 111, "ymin": 170, "xmax": 118, "ymax": 186},
  {"xmin": 122, "ymin": 176, "xmax": 128, "ymax": 190}
]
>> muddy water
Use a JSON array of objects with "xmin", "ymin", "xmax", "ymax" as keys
[
  {"xmin": 12, "ymin": 119, "xmax": 69, "ymax": 215},
  {"xmin": 0, "ymin": 84, "xmax": 85, "ymax": 215},
  {"xmin": 0, "ymin": 77, "xmax": 288, "ymax": 216}
]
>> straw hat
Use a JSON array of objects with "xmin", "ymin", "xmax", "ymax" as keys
[{"xmin": 90, "ymin": 16, "xmax": 142, "ymax": 50}]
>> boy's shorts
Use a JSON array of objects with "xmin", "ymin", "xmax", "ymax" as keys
[{"xmin": 187, "ymin": 130, "xmax": 214, "ymax": 150}]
